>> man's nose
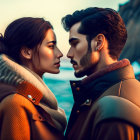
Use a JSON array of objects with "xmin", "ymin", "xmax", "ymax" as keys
[{"xmin": 67, "ymin": 48, "xmax": 73, "ymax": 59}]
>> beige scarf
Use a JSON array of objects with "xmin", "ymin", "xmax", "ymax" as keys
[{"xmin": 0, "ymin": 54, "xmax": 67, "ymax": 132}]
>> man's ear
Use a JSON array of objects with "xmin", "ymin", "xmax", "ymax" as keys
[
  {"xmin": 20, "ymin": 47, "xmax": 33, "ymax": 59},
  {"xmin": 95, "ymin": 34, "xmax": 105, "ymax": 51}
]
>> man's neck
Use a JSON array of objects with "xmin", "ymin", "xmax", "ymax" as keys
[{"xmin": 97, "ymin": 58, "xmax": 117, "ymax": 72}]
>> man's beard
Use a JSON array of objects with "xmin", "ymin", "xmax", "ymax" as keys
[{"xmin": 74, "ymin": 51, "xmax": 97, "ymax": 78}]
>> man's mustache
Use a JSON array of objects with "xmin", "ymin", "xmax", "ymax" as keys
[{"xmin": 70, "ymin": 59, "xmax": 77, "ymax": 65}]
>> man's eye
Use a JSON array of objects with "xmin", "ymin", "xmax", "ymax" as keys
[
  {"xmin": 71, "ymin": 43, "xmax": 78, "ymax": 47},
  {"xmin": 71, "ymin": 41, "xmax": 78, "ymax": 47}
]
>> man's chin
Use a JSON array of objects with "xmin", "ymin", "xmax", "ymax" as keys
[
  {"xmin": 74, "ymin": 69, "xmax": 87, "ymax": 78},
  {"xmin": 74, "ymin": 63, "xmax": 97, "ymax": 78}
]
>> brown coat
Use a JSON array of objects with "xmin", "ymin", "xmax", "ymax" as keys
[
  {"xmin": 0, "ymin": 83, "xmax": 65, "ymax": 140},
  {"xmin": 65, "ymin": 60, "xmax": 140, "ymax": 140}
]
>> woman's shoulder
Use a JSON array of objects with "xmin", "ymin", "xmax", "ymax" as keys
[{"xmin": 0, "ymin": 93, "xmax": 37, "ymax": 113}]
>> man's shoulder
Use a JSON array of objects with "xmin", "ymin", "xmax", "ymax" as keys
[
  {"xmin": 121, "ymin": 78, "xmax": 140, "ymax": 88},
  {"xmin": 101, "ymin": 78, "xmax": 140, "ymax": 107},
  {"xmin": 106, "ymin": 78, "xmax": 140, "ymax": 95},
  {"xmin": 92, "ymin": 95, "xmax": 140, "ymax": 128},
  {"xmin": 120, "ymin": 78, "xmax": 140, "ymax": 96}
]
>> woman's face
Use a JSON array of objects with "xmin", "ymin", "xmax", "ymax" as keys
[{"xmin": 31, "ymin": 28, "xmax": 63, "ymax": 76}]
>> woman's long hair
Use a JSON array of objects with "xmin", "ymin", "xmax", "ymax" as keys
[{"xmin": 0, "ymin": 17, "xmax": 53, "ymax": 64}]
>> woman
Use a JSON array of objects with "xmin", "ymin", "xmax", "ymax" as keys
[{"xmin": 0, "ymin": 17, "xmax": 67, "ymax": 140}]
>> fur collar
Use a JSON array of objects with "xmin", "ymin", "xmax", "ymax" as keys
[
  {"xmin": 82, "ymin": 59, "xmax": 130, "ymax": 84},
  {"xmin": 0, "ymin": 54, "xmax": 67, "ymax": 132}
]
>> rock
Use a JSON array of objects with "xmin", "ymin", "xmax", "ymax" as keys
[{"xmin": 119, "ymin": 0, "xmax": 140, "ymax": 63}]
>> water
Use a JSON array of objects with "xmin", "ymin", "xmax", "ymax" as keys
[
  {"xmin": 132, "ymin": 61, "xmax": 140, "ymax": 80},
  {"xmin": 43, "ymin": 59, "xmax": 80, "ymax": 121}
]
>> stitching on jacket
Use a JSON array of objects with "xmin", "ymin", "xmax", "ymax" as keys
[{"xmin": 118, "ymin": 81, "xmax": 122, "ymax": 96}]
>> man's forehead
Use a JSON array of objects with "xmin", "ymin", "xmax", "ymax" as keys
[
  {"xmin": 69, "ymin": 22, "xmax": 87, "ymax": 42},
  {"xmin": 70, "ymin": 22, "xmax": 81, "ymax": 34}
]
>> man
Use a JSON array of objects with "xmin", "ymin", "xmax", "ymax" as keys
[{"xmin": 61, "ymin": 7, "xmax": 140, "ymax": 140}]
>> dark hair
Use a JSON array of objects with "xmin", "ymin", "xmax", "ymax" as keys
[
  {"xmin": 62, "ymin": 7, "xmax": 127, "ymax": 59},
  {"xmin": 0, "ymin": 17, "xmax": 53, "ymax": 63}
]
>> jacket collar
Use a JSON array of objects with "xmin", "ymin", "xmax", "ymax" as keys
[{"xmin": 70, "ymin": 59, "xmax": 135, "ymax": 105}]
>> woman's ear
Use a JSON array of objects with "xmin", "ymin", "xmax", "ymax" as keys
[
  {"xmin": 95, "ymin": 34, "xmax": 105, "ymax": 51},
  {"xmin": 20, "ymin": 47, "xmax": 33, "ymax": 59}
]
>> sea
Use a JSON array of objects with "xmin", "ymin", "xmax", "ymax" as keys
[
  {"xmin": 43, "ymin": 59, "xmax": 140, "ymax": 121},
  {"xmin": 43, "ymin": 59, "xmax": 82, "ymax": 121}
]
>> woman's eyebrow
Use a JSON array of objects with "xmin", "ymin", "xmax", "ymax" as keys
[{"xmin": 47, "ymin": 40, "xmax": 57, "ymax": 44}]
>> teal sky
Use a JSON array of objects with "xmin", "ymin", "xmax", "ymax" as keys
[{"xmin": 0, "ymin": 0, "xmax": 129, "ymax": 56}]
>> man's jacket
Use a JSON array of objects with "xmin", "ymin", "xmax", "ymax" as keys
[{"xmin": 65, "ymin": 59, "xmax": 140, "ymax": 140}]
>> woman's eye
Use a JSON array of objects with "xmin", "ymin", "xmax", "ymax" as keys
[{"xmin": 48, "ymin": 45, "xmax": 55, "ymax": 48}]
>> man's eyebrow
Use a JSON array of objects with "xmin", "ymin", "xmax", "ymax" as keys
[
  {"xmin": 47, "ymin": 40, "xmax": 56, "ymax": 44},
  {"xmin": 69, "ymin": 38, "xmax": 79, "ymax": 44}
]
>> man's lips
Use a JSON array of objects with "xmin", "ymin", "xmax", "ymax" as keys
[
  {"xmin": 70, "ymin": 60, "xmax": 78, "ymax": 69},
  {"xmin": 70, "ymin": 60, "xmax": 77, "ymax": 65},
  {"xmin": 73, "ymin": 64, "xmax": 78, "ymax": 69}
]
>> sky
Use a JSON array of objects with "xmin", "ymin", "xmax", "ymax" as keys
[{"xmin": 0, "ymin": 0, "xmax": 129, "ymax": 57}]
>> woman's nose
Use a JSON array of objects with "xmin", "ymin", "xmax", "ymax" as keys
[{"xmin": 57, "ymin": 48, "xmax": 63, "ymax": 58}]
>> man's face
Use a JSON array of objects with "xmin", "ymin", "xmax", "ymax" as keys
[{"xmin": 67, "ymin": 22, "xmax": 99, "ymax": 77}]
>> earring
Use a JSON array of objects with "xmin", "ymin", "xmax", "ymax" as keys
[{"xmin": 96, "ymin": 47, "xmax": 99, "ymax": 51}]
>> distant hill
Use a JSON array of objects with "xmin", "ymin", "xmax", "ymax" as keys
[{"xmin": 119, "ymin": 0, "xmax": 140, "ymax": 63}]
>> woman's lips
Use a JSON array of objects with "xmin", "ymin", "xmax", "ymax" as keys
[{"xmin": 54, "ymin": 62, "xmax": 60, "ymax": 67}]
